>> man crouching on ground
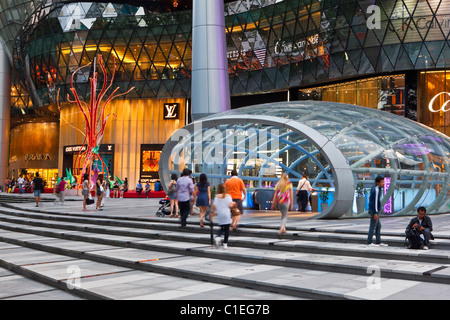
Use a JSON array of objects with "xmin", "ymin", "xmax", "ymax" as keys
[{"xmin": 405, "ymin": 206, "xmax": 434, "ymax": 250}]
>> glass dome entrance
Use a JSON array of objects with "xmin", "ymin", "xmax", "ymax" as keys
[{"xmin": 160, "ymin": 101, "xmax": 450, "ymax": 218}]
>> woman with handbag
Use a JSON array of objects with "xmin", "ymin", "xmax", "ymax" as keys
[
  {"xmin": 82, "ymin": 173, "xmax": 91, "ymax": 211},
  {"xmin": 271, "ymin": 173, "xmax": 294, "ymax": 238},
  {"xmin": 296, "ymin": 174, "xmax": 316, "ymax": 212},
  {"xmin": 96, "ymin": 174, "xmax": 105, "ymax": 211}
]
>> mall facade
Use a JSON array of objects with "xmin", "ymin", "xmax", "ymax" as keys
[{"xmin": 1, "ymin": 0, "xmax": 450, "ymax": 215}]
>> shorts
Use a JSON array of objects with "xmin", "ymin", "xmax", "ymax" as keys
[
  {"xmin": 34, "ymin": 190, "xmax": 41, "ymax": 197},
  {"xmin": 168, "ymin": 192, "xmax": 177, "ymax": 200},
  {"xmin": 232, "ymin": 198, "xmax": 243, "ymax": 215}
]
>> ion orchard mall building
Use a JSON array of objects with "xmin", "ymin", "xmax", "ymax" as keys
[{"xmin": 2, "ymin": 0, "xmax": 450, "ymax": 217}]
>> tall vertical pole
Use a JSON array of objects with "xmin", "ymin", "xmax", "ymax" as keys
[
  {"xmin": 0, "ymin": 41, "xmax": 10, "ymax": 189},
  {"xmin": 191, "ymin": 0, "xmax": 231, "ymax": 121}
]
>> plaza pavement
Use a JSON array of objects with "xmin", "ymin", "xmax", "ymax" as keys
[{"xmin": 1, "ymin": 192, "xmax": 450, "ymax": 301}]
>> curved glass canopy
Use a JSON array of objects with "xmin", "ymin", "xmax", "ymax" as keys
[{"xmin": 160, "ymin": 101, "xmax": 450, "ymax": 218}]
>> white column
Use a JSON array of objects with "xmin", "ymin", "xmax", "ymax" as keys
[
  {"xmin": 0, "ymin": 42, "xmax": 10, "ymax": 189},
  {"xmin": 191, "ymin": 0, "xmax": 231, "ymax": 121},
  {"xmin": 0, "ymin": 43, "xmax": 11, "ymax": 188}
]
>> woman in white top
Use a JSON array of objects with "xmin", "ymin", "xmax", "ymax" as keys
[
  {"xmin": 211, "ymin": 183, "xmax": 236, "ymax": 249},
  {"xmin": 296, "ymin": 174, "xmax": 316, "ymax": 212}
]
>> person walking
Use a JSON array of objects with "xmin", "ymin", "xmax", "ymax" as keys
[
  {"xmin": 31, "ymin": 172, "xmax": 44, "ymax": 207},
  {"xmin": 17, "ymin": 175, "xmax": 24, "ymax": 194},
  {"xmin": 167, "ymin": 174, "xmax": 179, "ymax": 218},
  {"xmin": 271, "ymin": 173, "xmax": 294, "ymax": 238},
  {"xmin": 296, "ymin": 174, "xmax": 316, "ymax": 212},
  {"xmin": 367, "ymin": 176, "xmax": 388, "ymax": 247},
  {"xmin": 194, "ymin": 173, "xmax": 211, "ymax": 227},
  {"xmin": 55, "ymin": 177, "xmax": 67, "ymax": 205},
  {"xmin": 211, "ymin": 183, "xmax": 235, "ymax": 249},
  {"xmin": 225, "ymin": 170, "xmax": 246, "ymax": 231},
  {"xmin": 120, "ymin": 177, "xmax": 128, "ymax": 198},
  {"xmin": 82, "ymin": 173, "xmax": 90, "ymax": 211},
  {"xmin": 176, "ymin": 168, "xmax": 194, "ymax": 227}
]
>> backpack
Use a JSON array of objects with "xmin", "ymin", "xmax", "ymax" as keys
[
  {"xmin": 405, "ymin": 229, "xmax": 423, "ymax": 249},
  {"xmin": 168, "ymin": 182, "xmax": 176, "ymax": 195}
]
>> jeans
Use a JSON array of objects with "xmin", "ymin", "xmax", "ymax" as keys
[
  {"xmin": 405, "ymin": 228, "xmax": 432, "ymax": 245},
  {"xmin": 367, "ymin": 211, "xmax": 381, "ymax": 244},
  {"xmin": 297, "ymin": 190, "xmax": 308, "ymax": 211},
  {"xmin": 217, "ymin": 224, "xmax": 230, "ymax": 244}
]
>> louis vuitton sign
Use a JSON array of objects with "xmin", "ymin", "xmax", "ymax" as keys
[{"xmin": 163, "ymin": 103, "xmax": 180, "ymax": 120}]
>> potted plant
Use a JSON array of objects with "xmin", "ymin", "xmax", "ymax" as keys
[
  {"xmin": 319, "ymin": 187, "xmax": 329, "ymax": 211},
  {"xmin": 355, "ymin": 182, "xmax": 367, "ymax": 214}
]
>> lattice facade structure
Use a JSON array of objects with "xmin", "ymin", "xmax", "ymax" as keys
[{"xmin": 9, "ymin": 0, "xmax": 450, "ymax": 110}]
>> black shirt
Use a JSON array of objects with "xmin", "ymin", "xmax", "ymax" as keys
[{"xmin": 32, "ymin": 177, "xmax": 44, "ymax": 191}]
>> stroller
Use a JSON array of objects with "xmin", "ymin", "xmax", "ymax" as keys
[{"xmin": 156, "ymin": 196, "xmax": 175, "ymax": 217}]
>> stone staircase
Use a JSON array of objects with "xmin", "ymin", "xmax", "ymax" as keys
[{"xmin": 0, "ymin": 204, "xmax": 450, "ymax": 300}]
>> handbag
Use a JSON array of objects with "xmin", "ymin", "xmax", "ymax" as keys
[
  {"xmin": 86, "ymin": 194, "xmax": 95, "ymax": 205},
  {"xmin": 230, "ymin": 207, "xmax": 240, "ymax": 217}
]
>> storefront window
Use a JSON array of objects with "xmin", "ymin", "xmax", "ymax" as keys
[
  {"xmin": 298, "ymin": 75, "xmax": 405, "ymax": 116},
  {"xmin": 140, "ymin": 144, "xmax": 164, "ymax": 183},
  {"xmin": 24, "ymin": 169, "xmax": 58, "ymax": 189},
  {"xmin": 419, "ymin": 71, "xmax": 450, "ymax": 136}
]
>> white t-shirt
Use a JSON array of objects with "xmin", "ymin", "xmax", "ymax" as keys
[
  {"xmin": 213, "ymin": 194, "xmax": 232, "ymax": 225},
  {"xmin": 298, "ymin": 178, "xmax": 312, "ymax": 191}
]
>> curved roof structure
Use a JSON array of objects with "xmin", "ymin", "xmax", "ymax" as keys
[{"xmin": 160, "ymin": 101, "xmax": 450, "ymax": 219}]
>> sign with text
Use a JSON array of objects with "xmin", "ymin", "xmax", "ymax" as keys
[{"xmin": 163, "ymin": 103, "xmax": 180, "ymax": 120}]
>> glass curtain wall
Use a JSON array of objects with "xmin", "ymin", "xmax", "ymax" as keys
[
  {"xmin": 299, "ymin": 75, "xmax": 405, "ymax": 116},
  {"xmin": 419, "ymin": 70, "xmax": 450, "ymax": 136}
]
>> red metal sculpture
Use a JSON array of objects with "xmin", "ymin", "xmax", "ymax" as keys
[{"xmin": 58, "ymin": 54, "xmax": 134, "ymax": 185}]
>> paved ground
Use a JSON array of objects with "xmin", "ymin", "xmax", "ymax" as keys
[{"xmin": 1, "ymin": 192, "xmax": 450, "ymax": 305}]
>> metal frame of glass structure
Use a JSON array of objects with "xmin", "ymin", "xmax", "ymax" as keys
[{"xmin": 160, "ymin": 101, "xmax": 450, "ymax": 218}]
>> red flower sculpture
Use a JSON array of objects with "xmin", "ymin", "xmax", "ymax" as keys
[{"xmin": 58, "ymin": 54, "xmax": 134, "ymax": 184}]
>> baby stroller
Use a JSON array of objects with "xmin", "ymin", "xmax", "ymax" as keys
[{"xmin": 156, "ymin": 196, "xmax": 171, "ymax": 217}]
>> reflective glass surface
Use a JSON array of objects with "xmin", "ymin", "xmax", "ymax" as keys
[{"xmin": 164, "ymin": 101, "xmax": 450, "ymax": 216}]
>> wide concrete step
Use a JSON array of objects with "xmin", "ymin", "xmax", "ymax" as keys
[
  {"xmin": 3, "ymin": 229, "xmax": 450, "ymax": 300},
  {"xmin": 0, "ymin": 209, "xmax": 449, "ymax": 265},
  {"xmin": 0, "ymin": 212, "xmax": 450, "ymax": 287},
  {"xmin": 0, "ymin": 236, "xmax": 299, "ymax": 300}
]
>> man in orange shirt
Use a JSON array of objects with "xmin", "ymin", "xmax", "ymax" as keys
[{"xmin": 225, "ymin": 170, "xmax": 246, "ymax": 231}]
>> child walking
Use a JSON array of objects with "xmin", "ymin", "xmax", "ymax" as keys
[{"xmin": 211, "ymin": 183, "xmax": 236, "ymax": 249}]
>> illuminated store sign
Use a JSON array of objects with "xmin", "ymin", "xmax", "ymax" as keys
[
  {"xmin": 64, "ymin": 145, "xmax": 86, "ymax": 153},
  {"xmin": 163, "ymin": 103, "xmax": 179, "ymax": 119},
  {"xmin": 274, "ymin": 34, "xmax": 320, "ymax": 55},
  {"xmin": 64, "ymin": 145, "xmax": 113, "ymax": 154},
  {"xmin": 428, "ymin": 92, "xmax": 450, "ymax": 112},
  {"xmin": 24, "ymin": 154, "xmax": 51, "ymax": 161}
]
